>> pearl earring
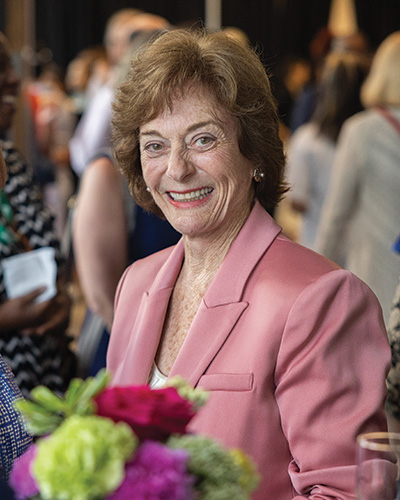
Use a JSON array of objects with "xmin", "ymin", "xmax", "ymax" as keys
[
  {"xmin": 146, "ymin": 187, "xmax": 150, "ymax": 192},
  {"xmin": 253, "ymin": 168, "xmax": 265, "ymax": 183}
]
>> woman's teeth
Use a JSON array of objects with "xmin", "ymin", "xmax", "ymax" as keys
[{"xmin": 169, "ymin": 187, "xmax": 213, "ymax": 202}]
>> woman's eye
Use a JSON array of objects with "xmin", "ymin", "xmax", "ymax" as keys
[
  {"xmin": 144, "ymin": 143, "xmax": 163, "ymax": 153},
  {"xmin": 194, "ymin": 136, "xmax": 214, "ymax": 148}
]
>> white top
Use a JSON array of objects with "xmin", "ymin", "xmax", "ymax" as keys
[
  {"xmin": 287, "ymin": 123, "xmax": 336, "ymax": 250},
  {"xmin": 69, "ymin": 83, "xmax": 113, "ymax": 176},
  {"xmin": 148, "ymin": 363, "xmax": 168, "ymax": 389},
  {"xmin": 316, "ymin": 107, "xmax": 400, "ymax": 325}
]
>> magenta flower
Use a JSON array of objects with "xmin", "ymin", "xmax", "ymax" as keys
[
  {"xmin": 95, "ymin": 385, "xmax": 195, "ymax": 441},
  {"xmin": 8, "ymin": 444, "xmax": 39, "ymax": 500},
  {"xmin": 107, "ymin": 440, "xmax": 194, "ymax": 500}
]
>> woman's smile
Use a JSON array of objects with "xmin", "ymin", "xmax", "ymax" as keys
[{"xmin": 167, "ymin": 187, "xmax": 213, "ymax": 203}]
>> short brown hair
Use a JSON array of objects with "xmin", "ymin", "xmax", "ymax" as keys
[{"xmin": 112, "ymin": 29, "xmax": 287, "ymax": 216}]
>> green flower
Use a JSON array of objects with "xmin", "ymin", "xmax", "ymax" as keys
[
  {"xmin": 167, "ymin": 434, "xmax": 259, "ymax": 500},
  {"xmin": 33, "ymin": 415, "xmax": 137, "ymax": 500},
  {"xmin": 230, "ymin": 449, "xmax": 260, "ymax": 494}
]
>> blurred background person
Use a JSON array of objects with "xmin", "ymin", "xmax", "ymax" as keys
[
  {"xmin": 64, "ymin": 45, "xmax": 108, "ymax": 125},
  {"xmin": 289, "ymin": 26, "xmax": 334, "ymax": 134},
  {"xmin": 69, "ymin": 9, "xmax": 170, "ymax": 178},
  {"xmin": 386, "ymin": 273, "xmax": 400, "ymax": 433},
  {"xmin": 316, "ymin": 31, "xmax": 400, "ymax": 326},
  {"xmin": 286, "ymin": 50, "xmax": 369, "ymax": 252},
  {"xmin": 0, "ymin": 147, "xmax": 32, "ymax": 487},
  {"xmin": 289, "ymin": 27, "xmax": 370, "ymax": 134},
  {"xmin": 73, "ymin": 29, "xmax": 179, "ymax": 377},
  {"xmin": 0, "ymin": 32, "xmax": 76, "ymax": 398},
  {"xmin": 25, "ymin": 62, "xmax": 77, "ymax": 237},
  {"xmin": 272, "ymin": 55, "xmax": 312, "ymax": 146}
]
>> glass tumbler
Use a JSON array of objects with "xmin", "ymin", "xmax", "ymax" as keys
[{"xmin": 356, "ymin": 432, "xmax": 400, "ymax": 500}]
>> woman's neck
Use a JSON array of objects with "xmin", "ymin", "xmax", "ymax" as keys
[{"xmin": 181, "ymin": 205, "xmax": 251, "ymax": 286}]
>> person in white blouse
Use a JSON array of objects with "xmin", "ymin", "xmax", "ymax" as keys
[{"xmin": 287, "ymin": 50, "xmax": 368, "ymax": 252}]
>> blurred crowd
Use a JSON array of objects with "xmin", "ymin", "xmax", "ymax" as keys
[{"xmin": 0, "ymin": 6, "xmax": 399, "ymax": 429}]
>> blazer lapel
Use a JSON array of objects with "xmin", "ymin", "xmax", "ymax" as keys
[
  {"xmin": 117, "ymin": 242, "xmax": 185, "ymax": 384},
  {"xmin": 170, "ymin": 201, "xmax": 282, "ymax": 387},
  {"xmin": 122, "ymin": 288, "xmax": 173, "ymax": 384},
  {"xmin": 170, "ymin": 300, "xmax": 249, "ymax": 387}
]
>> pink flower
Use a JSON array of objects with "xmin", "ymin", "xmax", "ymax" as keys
[
  {"xmin": 107, "ymin": 441, "xmax": 194, "ymax": 500},
  {"xmin": 94, "ymin": 385, "xmax": 195, "ymax": 441},
  {"xmin": 8, "ymin": 444, "xmax": 39, "ymax": 500}
]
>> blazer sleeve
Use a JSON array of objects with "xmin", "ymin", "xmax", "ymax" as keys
[{"xmin": 274, "ymin": 269, "xmax": 390, "ymax": 499}]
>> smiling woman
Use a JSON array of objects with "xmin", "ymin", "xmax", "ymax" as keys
[
  {"xmin": 107, "ymin": 29, "xmax": 391, "ymax": 500},
  {"xmin": 139, "ymin": 86, "xmax": 255, "ymax": 242}
]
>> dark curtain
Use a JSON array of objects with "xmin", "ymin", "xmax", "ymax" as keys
[
  {"xmin": 34, "ymin": 0, "xmax": 204, "ymax": 69},
  {"xmin": 355, "ymin": 0, "xmax": 400, "ymax": 50},
  {"xmin": 2, "ymin": 1, "xmax": 400, "ymax": 71},
  {"xmin": 0, "ymin": 1, "xmax": 4, "ymax": 34}
]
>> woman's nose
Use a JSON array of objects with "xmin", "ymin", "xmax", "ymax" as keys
[{"xmin": 166, "ymin": 147, "xmax": 194, "ymax": 181}]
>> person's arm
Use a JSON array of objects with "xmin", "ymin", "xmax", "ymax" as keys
[
  {"xmin": 275, "ymin": 269, "xmax": 390, "ymax": 499},
  {"xmin": 0, "ymin": 284, "xmax": 71, "ymax": 337},
  {"xmin": 73, "ymin": 156, "xmax": 128, "ymax": 331}
]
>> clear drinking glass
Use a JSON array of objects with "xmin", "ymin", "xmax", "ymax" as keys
[{"xmin": 356, "ymin": 432, "xmax": 400, "ymax": 500}]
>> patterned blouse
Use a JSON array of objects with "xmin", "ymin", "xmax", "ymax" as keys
[
  {"xmin": 0, "ymin": 355, "xmax": 32, "ymax": 477},
  {"xmin": 0, "ymin": 138, "xmax": 74, "ymax": 398},
  {"xmin": 386, "ymin": 277, "xmax": 400, "ymax": 419},
  {"xmin": 0, "ymin": 138, "xmax": 62, "ymax": 300}
]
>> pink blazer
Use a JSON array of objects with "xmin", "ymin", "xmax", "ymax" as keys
[{"xmin": 108, "ymin": 201, "xmax": 390, "ymax": 500}]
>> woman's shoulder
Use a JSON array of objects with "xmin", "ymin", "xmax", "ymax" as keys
[
  {"xmin": 272, "ymin": 234, "xmax": 340, "ymax": 275},
  {"xmin": 342, "ymin": 107, "xmax": 386, "ymax": 136},
  {"xmin": 289, "ymin": 122, "xmax": 319, "ymax": 146},
  {"xmin": 264, "ymin": 234, "xmax": 381, "ymax": 311}
]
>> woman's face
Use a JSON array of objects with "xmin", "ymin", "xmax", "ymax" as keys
[
  {"xmin": 0, "ymin": 35, "xmax": 19, "ymax": 135},
  {"xmin": 139, "ymin": 86, "xmax": 255, "ymax": 241}
]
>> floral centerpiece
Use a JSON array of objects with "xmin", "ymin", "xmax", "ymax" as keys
[{"xmin": 9, "ymin": 369, "xmax": 259, "ymax": 500}]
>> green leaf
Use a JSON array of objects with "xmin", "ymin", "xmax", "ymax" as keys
[
  {"xmin": 73, "ymin": 369, "xmax": 110, "ymax": 414},
  {"xmin": 64, "ymin": 378, "xmax": 84, "ymax": 407},
  {"xmin": 30, "ymin": 386, "xmax": 67, "ymax": 413},
  {"xmin": 14, "ymin": 369, "xmax": 112, "ymax": 436}
]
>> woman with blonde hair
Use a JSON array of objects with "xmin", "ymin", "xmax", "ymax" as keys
[{"xmin": 316, "ymin": 31, "xmax": 400, "ymax": 325}]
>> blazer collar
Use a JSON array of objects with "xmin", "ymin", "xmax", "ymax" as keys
[
  {"xmin": 148, "ymin": 200, "xmax": 282, "ymax": 303},
  {"xmin": 203, "ymin": 200, "xmax": 282, "ymax": 307},
  {"xmin": 133, "ymin": 201, "xmax": 282, "ymax": 387}
]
